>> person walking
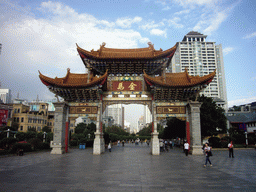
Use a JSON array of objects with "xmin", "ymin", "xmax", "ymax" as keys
[
  {"xmin": 204, "ymin": 143, "xmax": 212, "ymax": 167},
  {"xmin": 184, "ymin": 141, "xmax": 189, "ymax": 156},
  {"xmin": 108, "ymin": 142, "xmax": 112, "ymax": 152},
  {"xmin": 122, "ymin": 140, "xmax": 125, "ymax": 147},
  {"xmin": 228, "ymin": 141, "xmax": 234, "ymax": 158}
]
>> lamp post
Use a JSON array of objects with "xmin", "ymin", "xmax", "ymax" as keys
[
  {"xmin": 43, "ymin": 132, "xmax": 47, "ymax": 142},
  {"xmin": 245, "ymin": 131, "xmax": 248, "ymax": 147},
  {"xmin": 6, "ymin": 129, "xmax": 11, "ymax": 138}
]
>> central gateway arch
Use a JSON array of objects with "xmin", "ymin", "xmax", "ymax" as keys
[{"xmin": 39, "ymin": 42, "xmax": 215, "ymax": 155}]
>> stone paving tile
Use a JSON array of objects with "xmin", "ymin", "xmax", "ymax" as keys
[{"xmin": 0, "ymin": 144, "xmax": 255, "ymax": 191}]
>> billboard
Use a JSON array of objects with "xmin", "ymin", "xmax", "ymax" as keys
[{"xmin": 0, "ymin": 109, "xmax": 8, "ymax": 126}]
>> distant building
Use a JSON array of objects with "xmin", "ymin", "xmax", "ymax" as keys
[
  {"xmin": 102, "ymin": 116, "xmax": 114, "ymax": 127},
  {"xmin": 103, "ymin": 104, "xmax": 124, "ymax": 127},
  {"xmin": 169, "ymin": 31, "xmax": 227, "ymax": 109},
  {"xmin": 75, "ymin": 116, "xmax": 96, "ymax": 126},
  {"xmin": 144, "ymin": 105, "xmax": 152, "ymax": 124},
  {"xmin": 138, "ymin": 116, "xmax": 144, "ymax": 132},
  {"xmin": 0, "ymin": 89, "xmax": 12, "ymax": 104},
  {"xmin": 226, "ymin": 101, "xmax": 256, "ymax": 134},
  {"xmin": 11, "ymin": 102, "xmax": 54, "ymax": 132}
]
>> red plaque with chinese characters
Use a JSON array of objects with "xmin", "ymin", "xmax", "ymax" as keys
[{"xmin": 112, "ymin": 81, "xmax": 142, "ymax": 91}]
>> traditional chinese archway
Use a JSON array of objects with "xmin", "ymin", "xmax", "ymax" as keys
[{"xmin": 39, "ymin": 42, "xmax": 215, "ymax": 155}]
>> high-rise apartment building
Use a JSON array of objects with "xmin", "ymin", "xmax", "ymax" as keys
[
  {"xmin": 103, "ymin": 104, "xmax": 124, "ymax": 127},
  {"xmin": 0, "ymin": 89, "xmax": 12, "ymax": 104},
  {"xmin": 169, "ymin": 31, "xmax": 227, "ymax": 109}
]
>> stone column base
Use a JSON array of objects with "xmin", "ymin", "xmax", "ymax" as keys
[
  {"xmin": 51, "ymin": 146, "xmax": 65, "ymax": 154},
  {"xmin": 151, "ymin": 132, "xmax": 160, "ymax": 155},
  {"xmin": 190, "ymin": 145, "xmax": 203, "ymax": 155},
  {"xmin": 93, "ymin": 132, "xmax": 104, "ymax": 155}
]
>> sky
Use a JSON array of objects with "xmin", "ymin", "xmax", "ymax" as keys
[{"xmin": 0, "ymin": 0, "xmax": 256, "ymax": 129}]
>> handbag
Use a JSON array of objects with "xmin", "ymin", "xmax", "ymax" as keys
[{"xmin": 208, "ymin": 151, "xmax": 213, "ymax": 156}]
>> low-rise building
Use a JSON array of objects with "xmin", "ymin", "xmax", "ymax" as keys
[{"xmin": 12, "ymin": 102, "xmax": 54, "ymax": 132}]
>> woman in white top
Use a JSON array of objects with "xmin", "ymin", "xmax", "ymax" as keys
[{"xmin": 204, "ymin": 143, "xmax": 212, "ymax": 167}]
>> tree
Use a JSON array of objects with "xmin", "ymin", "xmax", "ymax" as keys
[
  {"xmin": 137, "ymin": 125, "xmax": 151, "ymax": 136},
  {"xmin": 75, "ymin": 123, "xmax": 87, "ymax": 134},
  {"xmin": 198, "ymin": 95, "xmax": 227, "ymax": 137},
  {"xmin": 105, "ymin": 125, "xmax": 129, "ymax": 136},
  {"xmin": 163, "ymin": 118, "xmax": 186, "ymax": 139},
  {"xmin": 42, "ymin": 126, "xmax": 51, "ymax": 133}
]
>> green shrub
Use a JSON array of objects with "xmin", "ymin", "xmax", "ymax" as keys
[
  {"xmin": 12, "ymin": 143, "xmax": 32, "ymax": 152},
  {"xmin": 208, "ymin": 137, "xmax": 221, "ymax": 148},
  {"xmin": 28, "ymin": 138, "xmax": 43, "ymax": 150},
  {"xmin": 70, "ymin": 140, "xmax": 78, "ymax": 146}
]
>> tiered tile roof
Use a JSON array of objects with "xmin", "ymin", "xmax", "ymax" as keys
[
  {"xmin": 144, "ymin": 69, "xmax": 216, "ymax": 88},
  {"xmin": 77, "ymin": 42, "xmax": 177, "ymax": 59},
  {"xmin": 39, "ymin": 68, "xmax": 108, "ymax": 88}
]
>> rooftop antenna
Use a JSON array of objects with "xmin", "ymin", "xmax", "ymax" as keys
[
  {"xmin": 36, "ymin": 95, "xmax": 39, "ymax": 103},
  {"xmin": 17, "ymin": 92, "xmax": 19, "ymax": 99}
]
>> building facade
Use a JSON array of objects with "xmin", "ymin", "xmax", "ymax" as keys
[
  {"xmin": 169, "ymin": 31, "xmax": 227, "ymax": 109},
  {"xmin": 103, "ymin": 104, "xmax": 124, "ymax": 127},
  {"xmin": 12, "ymin": 102, "xmax": 54, "ymax": 132}
]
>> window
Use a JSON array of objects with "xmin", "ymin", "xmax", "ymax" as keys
[
  {"xmin": 17, "ymin": 117, "xmax": 19, "ymax": 122},
  {"xmin": 20, "ymin": 126, "xmax": 23, "ymax": 131},
  {"xmin": 21, "ymin": 117, "xmax": 24, "ymax": 122},
  {"xmin": 37, "ymin": 127, "xmax": 41, "ymax": 132},
  {"xmin": 17, "ymin": 109, "xmax": 20, "ymax": 113},
  {"xmin": 13, "ymin": 117, "xmax": 16, "ymax": 122}
]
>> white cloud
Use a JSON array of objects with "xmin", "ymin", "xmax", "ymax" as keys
[
  {"xmin": 167, "ymin": 17, "xmax": 184, "ymax": 28},
  {"xmin": 150, "ymin": 28, "xmax": 167, "ymax": 37},
  {"xmin": 223, "ymin": 47, "xmax": 234, "ymax": 55},
  {"xmin": 0, "ymin": 1, "xmax": 149, "ymax": 101},
  {"xmin": 162, "ymin": 6, "xmax": 171, "ymax": 11},
  {"xmin": 174, "ymin": 9, "xmax": 190, "ymax": 15},
  {"xmin": 242, "ymin": 32, "xmax": 256, "ymax": 39},
  {"xmin": 140, "ymin": 21, "xmax": 165, "ymax": 30},
  {"xmin": 203, "ymin": 11, "xmax": 228, "ymax": 35},
  {"xmin": 173, "ymin": 0, "xmax": 217, "ymax": 8},
  {"xmin": 228, "ymin": 96, "xmax": 256, "ymax": 107},
  {"xmin": 116, "ymin": 17, "xmax": 142, "ymax": 28}
]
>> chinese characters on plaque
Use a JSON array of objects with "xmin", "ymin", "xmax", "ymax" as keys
[{"xmin": 112, "ymin": 81, "xmax": 142, "ymax": 91}]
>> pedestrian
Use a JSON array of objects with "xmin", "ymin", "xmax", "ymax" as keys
[
  {"xmin": 165, "ymin": 140, "xmax": 169, "ymax": 152},
  {"xmin": 108, "ymin": 143, "xmax": 111, "ymax": 152},
  {"xmin": 184, "ymin": 141, "xmax": 189, "ymax": 156},
  {"xmin": 117, "ymin": 140, "xmax": 120, "ymax": 147},
  {"xmin": 169, "ymin": 140, "xmax": 173, "ymax": 149},
  {"xmin": 204, "ymin": 143, "xmax": 212, "ymax": 167},
  {"xmin": 146, "ymin": 140, "xmax": 150, "ymax": 146},
  {"xmin": 228, "ymin": 141, "xmax": 234, "ymax": 158},
  {"xmin": 159, "ymin": 140, "xmax": 164, "ymax": 152},
  {"xmin": 122, "ymin": 140, "xmax": 125, "ymax": 147}
]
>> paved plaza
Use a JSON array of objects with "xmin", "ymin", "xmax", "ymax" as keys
[{"xmin": 0, "ymin": 143, "xmax": 255, "ymax": 192}]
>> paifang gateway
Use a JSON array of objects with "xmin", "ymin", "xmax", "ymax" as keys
[{"xmin": 39, "ymin": 42, "xmax": 215, "ymax": 155}]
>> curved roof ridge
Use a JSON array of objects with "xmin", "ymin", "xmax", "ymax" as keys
[
  {"xmin": 39, "ymin": 69, "xmax": 108, "ymax": 88},
  {"xmin": 143, "ymin": 70, "xmax": 215, "ymax": 88}
]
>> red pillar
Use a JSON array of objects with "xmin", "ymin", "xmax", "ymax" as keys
[
  {"xmin": 186, "ymin": 121, "xmax": 190, "ymax": 145},
  {"xmin": 65, "ymin": 122, "xmax": 69, "ymax": 153}
]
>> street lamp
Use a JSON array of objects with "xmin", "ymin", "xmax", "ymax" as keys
[
  {"xmin": 43, "ymin": 132, "xmax": 47, "ymax": 142},
  {"xmin": 245, "ymin": 131, "xmax": 248, "ymax": 147}
]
